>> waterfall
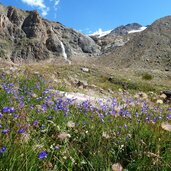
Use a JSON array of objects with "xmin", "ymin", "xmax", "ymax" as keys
[
  {"xmin": 51, "ymin": 27, "xmax": 71, "ymax": 64},
  {"xmin": 60, "ymin": 41, "xmax": 67, "ymax": 60},
  {"xmin": 60, "ymin": 41, "xmax": 71, "ymax": 65}
]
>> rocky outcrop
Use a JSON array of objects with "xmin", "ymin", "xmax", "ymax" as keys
[
  {"xmin": 0, "ymin": 4, "xmax": 100, "ymax": 63},
  {"xmin": 22, "ymin": 10, "xmax": 47, "ymax": 39}
]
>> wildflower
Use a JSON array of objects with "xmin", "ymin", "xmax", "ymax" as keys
[
  {"xmin": 2, "ymin": 107, "xmax": 15, "ymax": 113},
  {"xmin": 2, "ymin": 107, "xmax": 10, "ymax": 113},
  {"xmin": 46, "ymin": 100, "xmax": 54, "ymax": 107},
  {"xmin": 167, "ymin": 114, "xmax": 171, "ymax": 120},
  {"xmin": 31, "ymin": 93, "xmax": 38, "ymax": 98},
  {"xmin": 102, "ymin": 132, "xmax": 110, "ymax": 139},
  {"xmin": 124, "ymin": 124, "xmax": 127, "ymax": 129},
  {"xmin": 48, "ymin": 116, "xmax": 53, "ymax": 120},
  {"xmin": 152, "ymin": 117, "xmax": 157, "ymax": 124},
  {"xmin": 0, "ymin": 113, "xmax": 3, "ymax": 118},
  {"xmin": 55, "ymin": 145, "xmax": 60, "ymax": 151},
  {"xmin": 112, "ymin": 163, "xmax": 123, "ymax": 171},
  {"xmin": 36, "ymin": 105, "xmax": 45, "ymax": 112},
  {"xmin": 0, "ymin": 147, "xmax": 6, "ymax": 154},
  {"xmin": 10, "ymin": 107, "xmax": 15, "ymax": 113},
  {"xmin": 161, "ymin": 122, "xmax": 171, "ymax": 132},
  {"xmin": 13, "ymin": 114, "xmax": 19, "ymax": 119},
  {"xmin": 33, "ymin": 120, "xmax": 39, "ymax": 126},
  {"xmin": 38, "ymin": 151, "xmax": 47, "ymax": 159},
  {"xmin": 41, "ymin": 125, "xmax": 46, "ymax": 130},
  {"xmin": 2, "ymin": 129, "xmax": 9, "ymax": 134},
  {"xmin": 67, "ymin": 121, "xmax": 75, "ymax": 128},
  {"xmin": 58, "ymin": 132, "xmax": 71, "ymax": 141},
  {"xmin": 18, "ymin": 128, "xmax": 26, "ymax": 134}
]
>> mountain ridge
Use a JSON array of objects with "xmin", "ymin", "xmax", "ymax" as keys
[{"xmin": 98, "ymin": 15, "xmax": 171, "ymax": 71}]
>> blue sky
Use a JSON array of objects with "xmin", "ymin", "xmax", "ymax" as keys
[{"xmin": 0, "ymin": 0, "xmax": 171, "ymax": 34}]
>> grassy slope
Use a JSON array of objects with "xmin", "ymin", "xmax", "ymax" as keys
[{"xmin": 0, "ymin": 63, "xmax": 170, "ymax": 170}]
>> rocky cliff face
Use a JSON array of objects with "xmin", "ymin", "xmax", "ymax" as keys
[{"xmin": 0, "ymin": 4, "xmax": 100, "ymax": 63}]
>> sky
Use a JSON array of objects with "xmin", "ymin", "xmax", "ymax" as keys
[{"xmin": 0, "ymin": 0, "xmax": 171, "ymax": 34}]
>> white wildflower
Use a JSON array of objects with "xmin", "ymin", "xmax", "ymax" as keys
[
  {"xmin": 67, "ymin": 121, "xmax": 75, "ymax": 128},
  {"xmin": 102, "ymin": 132, "xmax": 110, "ymax": 139},
  {"xmin": 58, "ymin": 132, "xmax": 71, "ymax": 141},
  {"xmin": 31, "ymin": 93, "xmax": 38, "ymax": 98}
]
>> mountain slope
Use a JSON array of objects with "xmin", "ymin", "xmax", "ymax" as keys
[
  {"xmin": 90, "ymin": 23, "xmax": 147, "ymax": 54},
  {"xmin": 0, "ymin": 4, "xmax": 100, "ymax": 63},
  {"xmin": 98, "ymin": 16, "xmax": 171, "ymax": 71}
]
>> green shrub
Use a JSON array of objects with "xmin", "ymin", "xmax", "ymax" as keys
[{"xmin": 142, "ymin": 73, "xmax": 153, "ymax": 80}]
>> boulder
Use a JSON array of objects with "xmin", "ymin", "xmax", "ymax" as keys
[
  {"xmin": 162, "ymin": 90, "xmax": 171, "ymax": 103},
  {"xmin": 81, "ymin": 67, "xmax": 90, "ymax": 73},
  {"xmin": 163, "ymin": 91, "xmax": 171, "ymax": 98}
]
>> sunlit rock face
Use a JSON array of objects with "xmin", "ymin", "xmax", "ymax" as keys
[{"xmin": 0, "ymin": 4, "xmax": 100, "ymax": 62}]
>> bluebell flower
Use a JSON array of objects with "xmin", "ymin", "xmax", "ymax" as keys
[
  {"xmin": 18, "ymin": 128, "xmax": 25, "ymax": 134},
  {"xmin": 33, "ymin": 120, "xmax": 39, "ymax": 126},
  {"xmin": 10, "ymin": 107, "xmax": 15, "ymax": 113},
  {"xmin": 2, "ymin": 107, "xmax": 15, "ymax": 113},
  {"xmin": 124, "ymin": 124, "xmax": 127, "ymax": 129},
  {"xmin": 0, "ymin": 113, "xmax": 3, "ymax": 118},
  {"xmin": 2, "ymin": 107, "xmax": 10, "ymax": 113},
  {"xmin": 0, "ymin": 147, "xmax": 6, "ymax": 154},
  {"xmin": 152, "ymin": 117, "xmax": 157, "ymax": 123},
  {"xmin": 2, "ymin": 129, "xmax": 9, "ymax": 134},
  {"xmin": 158, "ymin": 116, "xmax": 163, "ymax": 120},
  {"xmin": 167, "ymin": 114, "xmax": 171, "ymax": 120},
  {"xmin": 41, "ymin": 125, "xmax": 46, "ymax": 130},
  {"xmin": 48, "ymin": 116, "xmax": 53, "ymax": 120},
  {"xmin": 13, "ymin": 114, "xmax": 19, "ymax": 119},
  {"xmin": 38, "ymin": 151, "xmax": 47, "ymax": 159},
  {"xmin": 55, "ymin": 146, "xmax": 60, "ymax": 151}
]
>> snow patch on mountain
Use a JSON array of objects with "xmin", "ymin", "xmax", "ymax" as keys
[
  {"xmin": 90, "ymin": 28, "xmax": 112, "ymax": 38},
  {"xmin": 128, "ymin": 26, "xmax": 147, "ymax": 34}
]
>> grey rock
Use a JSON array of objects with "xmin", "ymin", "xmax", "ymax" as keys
[
  {"xmin": 163, "ymin": 91, "xmax": 171, "ymax": 98},
  {"xmin": 163, "ymin": 90, "xmax": 171, "ymax": 103},
  {"xmin": 76, "ymin": 80, "xmax": 88, "ymax": 89},
  {"xmin": 81, "ymin": 67, "xmax": 90, "ymax": 73},
  {"xmin": 46, "ymin": 35, "xmax": 62, "ymax": 53}
]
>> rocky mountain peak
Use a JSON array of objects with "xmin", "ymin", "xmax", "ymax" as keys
[{"xmin": 110, "ymin": 23, "xmax": 142, "ymax": 36}]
